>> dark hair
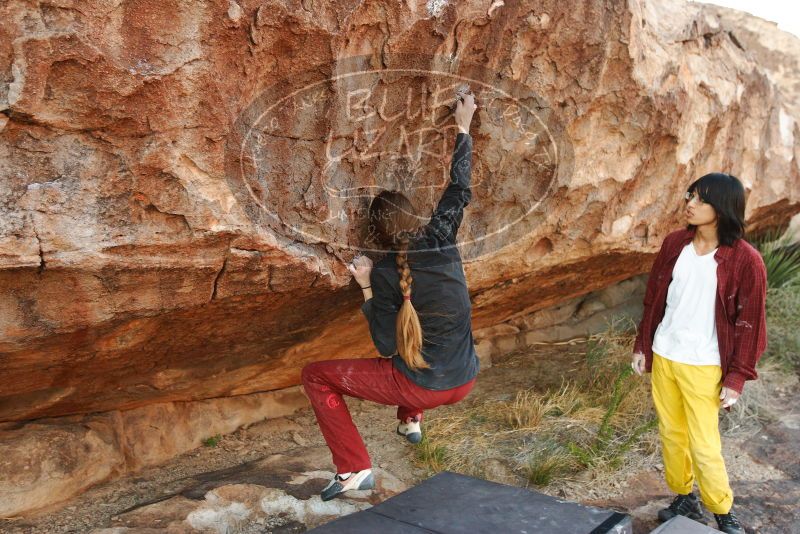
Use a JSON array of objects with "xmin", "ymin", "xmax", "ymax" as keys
[
  {"xmin": 368, "ymin": 191, "xmax": 421, "ymax": 248},
  {"xmin": 685, "ymin": 172, "xmax": 746, "ymax": 247},
  {"xmin": 367, "ymin": 191, "xmax": 428, "ymax": 371}
]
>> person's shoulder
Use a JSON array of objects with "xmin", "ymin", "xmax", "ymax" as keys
[
  {"xmin": 732, "ymin": 238, "xmax": 766, "ymax": 268},
  {"xmin": 733, "ymin": 237, "xmax": 759, "ymax": 254}
]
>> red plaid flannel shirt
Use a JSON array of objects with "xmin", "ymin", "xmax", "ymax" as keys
[{"xmin": 634, "ymin": 228, "xmax": 768, "ymax": 393}]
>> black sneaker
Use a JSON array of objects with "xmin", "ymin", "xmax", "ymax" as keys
[
  {"xmin": 714, "ymin": 509, "xmax": 745, "ymax": 534},
  {"xmin": 658, "ymin": 492, "xmax": 705, "ymax": 522},
  {"xmin": 320, "ymin": 469, "xmax": 375, "ymax": 501}
]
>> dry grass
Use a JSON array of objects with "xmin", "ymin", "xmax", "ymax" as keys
[
  {"xmin": 504, "ymin": 383, "xmax": 582, "ymax": 430},
  {"xmin": 505, "ymin": 390, "xmax": 551, "ymax": 430},
  {"xmin": 415, "ymin": 318, "xmax": 660, "ymax": 490},
  {"xmin": 720, "ymin": 357, "xmax": 796, "ymax": 438}
]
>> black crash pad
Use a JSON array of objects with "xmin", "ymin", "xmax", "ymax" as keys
[{"xmin": 309, "ymin": 471, "xmax": 632, "ymax": 533}]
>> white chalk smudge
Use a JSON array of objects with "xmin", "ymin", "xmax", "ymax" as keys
[{"xmin": 427, "ymin": 0, "xmax": 448, "ymax": 18}]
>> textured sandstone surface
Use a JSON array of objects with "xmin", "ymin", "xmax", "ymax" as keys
[
  {"xmin": 82, "ymin": 451, "xmax": 408, "ymax": 534},
  {"xmin": 1, "ymin": 0, "xmax": 799, "ymax": 425},
  {"xmin": 0, "ymin": 386, "xmax": 308, "ymax": 518}
]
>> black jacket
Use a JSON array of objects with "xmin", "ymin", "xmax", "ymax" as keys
[{"xmin": 361, "ymin": 132, "xmax": 479, "ymax": 390}]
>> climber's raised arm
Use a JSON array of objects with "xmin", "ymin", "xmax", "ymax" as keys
[{"xmin": 424, "ymin": 91, "xmax": 478, "ymax": 248}]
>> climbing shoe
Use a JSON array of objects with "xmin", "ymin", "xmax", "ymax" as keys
[
  {"xmin": 396, "ymin": 416, "xmax": 422, "ymax": 444},
  {"xmin": 320, "ymin": 469, "xmax": 375, "ymax": 501}
]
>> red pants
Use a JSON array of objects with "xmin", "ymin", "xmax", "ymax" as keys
[{"xmin": 301, "ymin": 357, "xmax": 475, "ymax": 474}]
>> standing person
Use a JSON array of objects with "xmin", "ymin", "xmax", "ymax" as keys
[
  {"xmin": 301, "ymin": 91, "xmax": 480, "ymax": 501},
  {"xmin": 632, "ymin": 173, "xmax": 768, "ymax": 534}
]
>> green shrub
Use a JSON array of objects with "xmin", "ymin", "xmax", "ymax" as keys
[
  {"xmin": 203, "ymin": 434, "xmax": 222, "ymax": 447},
  {"xmin": 753, "ymin": 230, "xmax": 800, "ymax": 289},
  {"xmin": 525, "ymin": 445, "xmax": 574, "ymax": 486},
  {"xmin": 765, "ymin": 283, "xmax": 800, "ymax": 368}
]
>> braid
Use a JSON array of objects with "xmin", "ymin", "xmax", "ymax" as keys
[
  {"xmin": 396, "ymin": 240, "xmax": 413, "ymax": 299},
  {"xmin": 395, "ymin": 238, "xmax": 429, "ymax": 370}
]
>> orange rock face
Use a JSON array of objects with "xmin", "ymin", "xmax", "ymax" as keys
[{"xmin": 1, "ymin": 0, "xmax": 799, "ymax": 421}]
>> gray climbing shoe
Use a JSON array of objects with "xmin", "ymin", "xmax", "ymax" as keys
[
  {"xmin": 397, "ymin": 416, "xmax": 422, "ymax": 444},
  {"xmin": 320, "ymin": 469, "xmax": 375, "ymax": 501}
]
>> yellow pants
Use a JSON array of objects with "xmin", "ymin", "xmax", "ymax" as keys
[{"xmin": 651, "ymin": 353, "xmax": 733, "ymax": 514}]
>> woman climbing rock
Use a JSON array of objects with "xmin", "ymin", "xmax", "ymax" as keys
[{"xmin": 301, "ymin": 90, "xmax": 480, "ymax": 501}]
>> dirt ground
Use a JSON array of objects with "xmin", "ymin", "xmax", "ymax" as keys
[{"xmin": 2, "ymin": 342, "xmax": 798, "ymax": 534}]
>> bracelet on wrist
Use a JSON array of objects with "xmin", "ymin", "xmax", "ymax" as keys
[{"xmin": 360, "ymin": 285, "xmax": 371, "ymax": 290}]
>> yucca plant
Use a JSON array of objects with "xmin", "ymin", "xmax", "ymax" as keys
[{"xmin": 752, "ymin": 229, "xmax": 800, "ymax": 289}]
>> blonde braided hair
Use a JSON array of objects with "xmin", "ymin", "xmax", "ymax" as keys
[{"xmin": 395, "ymin": 237, "xmax": 428, "ymax": 370}]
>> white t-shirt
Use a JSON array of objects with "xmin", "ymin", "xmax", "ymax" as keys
[{"xmin": 652, "ymin": 242, "xmax": 721, "ymax": 366}]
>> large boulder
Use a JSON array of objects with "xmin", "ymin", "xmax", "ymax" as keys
[{"xmin": 1, "ymin": 0, "xmax": 799, "ymax": 422}]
